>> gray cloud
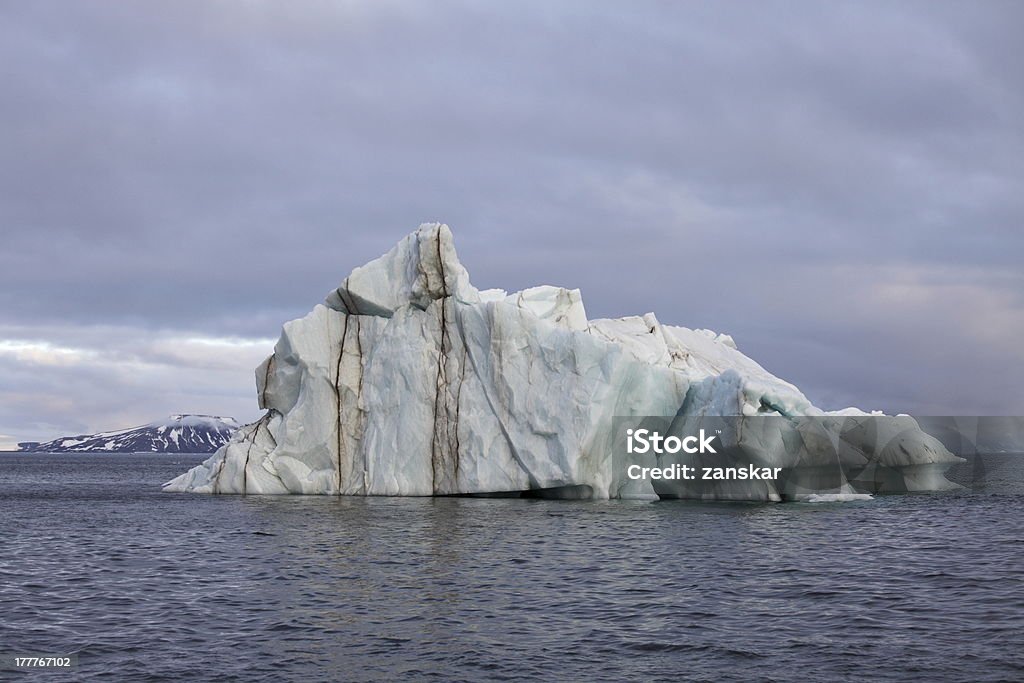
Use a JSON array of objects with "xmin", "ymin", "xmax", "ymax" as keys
[
  {"xmin": 1, "ymin": 1, "xmax": 1022, "ymax": 445},
  {"xmin": 0, "ymin": 325, "xmax": 272, "ymax": 447}
]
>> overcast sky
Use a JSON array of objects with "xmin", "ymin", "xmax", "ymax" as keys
[{"xmin": 1, "ymin": 1, "xmax": 1021, "ymax": 448}]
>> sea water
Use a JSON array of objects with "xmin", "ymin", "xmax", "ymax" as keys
[{"xmin": 1, "ymin": 453, "xmax": 1022, "ymax": 681}]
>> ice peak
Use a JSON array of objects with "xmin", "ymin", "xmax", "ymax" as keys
[{"xmin": 324, "ymin": 223, "xmax": 478, "ymax": 317}]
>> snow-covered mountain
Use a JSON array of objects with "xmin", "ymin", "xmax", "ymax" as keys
[{"xmin": 21, "ymin": 415, "xmax": 240, "ymax": 453}]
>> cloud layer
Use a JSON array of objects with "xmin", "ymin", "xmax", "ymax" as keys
[{"xmin": 2, "ymin": 1, "xmax": 1021, "ymax": 447}]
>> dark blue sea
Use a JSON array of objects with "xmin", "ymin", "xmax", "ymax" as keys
[{"xmin": 1, "ymin": 452, "xmax": 1022, "ymax": 682}]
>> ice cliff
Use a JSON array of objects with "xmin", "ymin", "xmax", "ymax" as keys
[{"xmin": 165, "ymin": 224, "xmax": 961, "ymax": 500}]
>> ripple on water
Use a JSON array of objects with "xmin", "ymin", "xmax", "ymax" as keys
[{"xmin": 0, "ymin": 453, "xmax": 1023, "ymax": 682}]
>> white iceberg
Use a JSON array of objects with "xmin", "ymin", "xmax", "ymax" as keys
[{"xmin": 164, "ymin": 224, "xmax": 962, "ymax": 500}]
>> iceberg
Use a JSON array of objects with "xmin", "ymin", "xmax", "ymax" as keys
[{"xmin": 164, "ymin": 223, "xmax": 962, "ymax": 500}]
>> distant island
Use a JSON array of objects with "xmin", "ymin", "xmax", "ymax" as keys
[{"xmin": 19, "ymin": 415, "xmax": 240, "ymax": 454}]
